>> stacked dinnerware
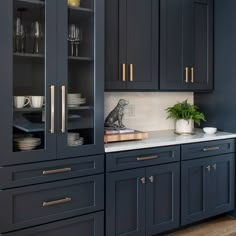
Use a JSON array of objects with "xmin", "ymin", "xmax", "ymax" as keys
[
  {"xmin": 67, "ymin": 132, "xmax": 84, "ymax": 146},
  {"xmin": 15, "ymin": 137, "xmax": 41, "ymax": 151},
  {"xmin": 68, "ymin": 93, "xmax": 86, "ymax": 107}
]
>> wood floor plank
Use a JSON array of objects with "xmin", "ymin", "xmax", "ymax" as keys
[{"xmin": 167, "ymin": 216, "xmax": 236, "ymax": 236}]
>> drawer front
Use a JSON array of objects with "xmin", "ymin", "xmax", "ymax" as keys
[
  {"xmin": 182, "ymin": 139, "xmax": 235, "ymax": 161},
  {"xmin": 3, "ymin": 212, "xmax": 104, "ymax": 236},
  {"xmin": 0, "ymin": 175, "xmax": 104, "ymax": 233},
  {"xmin": 106, "ymin": 146, "xmax": 180, "ymax": 172},
  {"xmin": 0, "ymin": 155, "xmax": 104, "ymax": 189}
]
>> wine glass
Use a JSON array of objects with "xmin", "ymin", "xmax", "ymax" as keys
[
  {"xmin": 31, "ymin": 21, "xmax": 43, "ymax": 54},
  {"xmin": 74, "ymin": 27, "xmax": 83, "ymax": 57}
]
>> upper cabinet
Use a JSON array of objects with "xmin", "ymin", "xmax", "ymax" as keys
[
  {"xmin": 105, "ymin": 0, "xmax": 159, "ymax": 90},
  {"xmin": 160, "ymin": 0, "xmax": 213, "ymax": 91},
  {"xmin": 0, "ymin": 0, "xmax": 104, "ymax": 166}
]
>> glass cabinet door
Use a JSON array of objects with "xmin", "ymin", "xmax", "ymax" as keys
[
  {"xmin": 57, "ymin": 0, "xmax": 104, "ymax": 158},
  {"xmin": 0, "ymin": 0, "xmax": 57, "ymax": 165}
]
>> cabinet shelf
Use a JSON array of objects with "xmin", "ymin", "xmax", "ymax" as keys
[
  {"xmin": 14, "ymin": 107, "xmax": 43, "ymax": 112},
  {"xmin": 14, "ymin": 53, "xmax": 44, "ymax": 58},
  {"xmin": 68, "ymin": 6, "xmax": 94, "ymax": 13},
  {"xmin": 68, "ymin": 56, "xmax": 93, "ymax": 61},
  {"xmin": 68, "ymin": 106, "xmax": 93, "ymax": 110},
  {"xmin": 17, "ymin": 0, "xmax": 45, "ymax": 5}
]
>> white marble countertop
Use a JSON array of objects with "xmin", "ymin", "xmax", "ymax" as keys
[{"xmin": 104, "ymin": 129, "xmax": 236, "ymax": 153}]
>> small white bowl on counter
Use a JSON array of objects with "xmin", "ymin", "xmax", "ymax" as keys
[{"xmin": 203, "ymin": 127, "xmax": 217, "ymax": 135}]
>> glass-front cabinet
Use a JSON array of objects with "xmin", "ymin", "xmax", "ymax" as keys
[{"xmin": 0, "ymin": 0, "xmax": 104, "ymax": 165}]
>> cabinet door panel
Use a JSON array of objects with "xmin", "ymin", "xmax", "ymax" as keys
[
  {"xmin": 126, "ymin": 0, "xmax": 158, "ymax": 90},
  {"xmin": 105, "ymin": 0, "xmax": 126, "ymax": 90},
  {"xmin": 56, "ymin": 0, "xmax": 104, "ymax": 158},
  {"xmin": 106, "ymin": 169, "xmax": 146, "ymax": 236},
  {"xmin": 183, "ymin": 0, "xmax": 213, "ymax": 90},
  {"xmin": 4, "ymin": 212, "xmax": 104, "ymax": 236},
  {"xmin": 181, "ymin": 158, "xmax": 210, "ymax": 226},
  {"xmin": 146, "ymin": 163, "xmax": 180, "ymax": 235},
  {"xmin": 210, "ymin": 154, "xmax": 235, "ymax": 215},
  {"xmin": 0, "ymin": 0, "xmax": 57, "ymax": 166},
  {"xmin": 160, "ymin": 0, "xmax": 184, "ymax": 90}
]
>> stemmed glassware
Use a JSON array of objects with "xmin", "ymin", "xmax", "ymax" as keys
[
  {"xmin": 31, "ymin": 21, "xmax": 43, "ymax": 54},
  {"xmin": 15, "ymin": 17, "xmax": 26, "ymax": 53}
]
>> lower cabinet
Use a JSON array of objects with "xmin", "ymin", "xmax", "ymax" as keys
[
  {"xmin": 0, "ymin": 174, "xmax": 104, "ymax": 233},
  {"xmin": 106, "ymin": 162, "xmax": 180, "ymax": 236},
  {"xmin": 181, "ymin": 154, "xmax": 235, "ymax": 226},
  {"xmin": 3, "ymin": 212, "xmax": 104, "ymax": 236}
]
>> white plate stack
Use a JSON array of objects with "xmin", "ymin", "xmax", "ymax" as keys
[
  {"xmin": 15, "ymin": 137, "xmax": 41, "ymax": 151},
  {"xmin": 68, "ymin": 94, "xmax": 86, "ymax": 107},
  {"xmin": 68, "ymin": 132, "xmax": 84, "ymax": 146}
]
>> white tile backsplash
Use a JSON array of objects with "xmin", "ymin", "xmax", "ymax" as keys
[{"xmin": 104, "ymin": 92, "xmax": 194, "ymax": 131}]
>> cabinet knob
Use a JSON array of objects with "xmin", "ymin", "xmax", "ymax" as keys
[
  {"xmin": 212, "ymin": 164, "xmax": 217, "ymax": 171},
  {"xmin": 206, "ymin": 165, "xmax": 211, "ymax": 172},
  {"xmin": 149, "ymin": 176, "xmax": 154, "ymax": 183},
  {"xmin": 140, "ymin": 177, "xmax": 146, "ymax": 184}
]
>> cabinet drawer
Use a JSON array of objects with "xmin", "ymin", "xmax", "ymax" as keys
[
  {"xmin": 0, "ymin": 175, "xmax": 104, "ymax": 233},
  {"xmin": 181, "ymin": 139, "xmax": 235, "ymax": 160},
  {"xmin": 106, "ymin": 146, "xmax": 180, "ymax": 172},
  {"xmin": 0, "ymin": 155, "xmax": 104, "ymax": 189},
  {"xmin": 3, "ymin": 212, "xmax": 104, "ymax": 236}
]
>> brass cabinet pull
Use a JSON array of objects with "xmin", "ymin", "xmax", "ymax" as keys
[
  {"xmin": 140, "ymin": 177, "xmax": 146, "ymax": 184},
  {"xmin": 203, "ymin": 147, "xmax": 220, "ymax": 152},
  {"xmin": 185, "ymin": 67, "xmax": 189, "ymax": 83},
  {"xmin": 43, "ymin": 197, "xmax": 72, "ymax": 207},
  {"xmin": 206, "ymin": 165, "xmax": 211, "ymax": 172},
  {"xmin": 50, "ymin": 85, "xmax": 55, "ymax": 134},
  {"xmin": 130, "ymin": 64, "xmax": 134, "ymax": 82},
  {"xmin": 212, "ymin": 164, "xmax": 217, "ymax": 171},
  {"xmin": 191, "ymin": 67, "xmax": 194, "ymax": 83},
  {"xmin": 43, "ymin": 168, "xmax": 72, "ymax": 175},
  {"xmin": 149, "ymin": 176, "xmax": 154, "ymax": 183},
  {"xmin": 136, "ymin": 155, "xmax": 159, "ymax": 161},
  {"xmin": 61, "ymin": 85, "xmax": 66, "ymax": 133},
  {"xmin": 122, "ymin": 64, "xmax": 126, "ymax": 82}
]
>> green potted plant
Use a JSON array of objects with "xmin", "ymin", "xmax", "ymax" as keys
[{"xmin": 166, "ymin": 100, "xmax": 205, "ymax": 134}]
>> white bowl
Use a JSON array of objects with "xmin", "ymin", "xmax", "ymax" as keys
[{"xmin": 203, "ymin": 127, "xmax": 217, "ymax": 135}]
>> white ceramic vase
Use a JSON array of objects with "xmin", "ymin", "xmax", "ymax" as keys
[{"xmin": 175, "ymin": 119, "xmax": 194, "ymax": 134}]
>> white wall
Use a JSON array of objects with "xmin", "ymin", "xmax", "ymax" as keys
[{"xmin": 104, "ymin": 92, "xmax": 194, "ymax": 131}]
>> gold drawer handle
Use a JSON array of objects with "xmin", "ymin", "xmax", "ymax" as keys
[
  {"xmin": 43, "ymin": 197, "xmax": 72, "ymax": 207},
  {"xmin": 136, "ymin": 155, "xmax": 159, "ymax": 161},
  {"xmin": 203, "ymin": 147, "xmax": 220, "ymax": 152},
  {"xmin": 185, "ymin": 67, "xmax": 189, "ymax": 83},
  {"xmin": 122, "ymin": 64, "xmax": 126, "ymax": 82},
  {"xmin": 50, "ymin": 85, "xmax": 55, "ymax": 134},
  {"xmin": 43, "ymin": 168, "xmax": 72, "ymax": 175},
  {"xmin": 130, "ymin": 64, "xmax": 134, "ymax": 82},
  {"xmin": 191, "ymin": 67, "xmax": 194, "ymax": 83}
]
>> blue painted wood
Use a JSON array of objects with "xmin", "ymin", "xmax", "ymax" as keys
[
  {"xmin": 106, "ymin": 168, "xmax": 146, "ymax": 236},
  {"xmin": 2, "ymin": 212, "xmax": 104, "ymax": 236},
  {"xmin": 146, "ymin": 163, "xmax": 180, "ymax": 235},
  {"xmin": 181, "ymin": 157, "xmax": 211, "ymax": 226},
  {"xmin": 0, "ymin": 155, "xmax": 104, "ymax": 189},
  {"xmin": 181, "ymin": 139, "xmax": 235, "ymax": 161},
  {"xmin": 106, "ymin": 146, "xmax": 180, "ymax": 172},
  {"xmin": 105, "ymin": 0, "xmax": 159, "ymax": 91},
  {"xmin": 181, "ymin": 154, "xmax": 235, "ymax": 226},
  {"xmin": 0, "ymin": 175, "xmax": 104, "ymax": 233}
]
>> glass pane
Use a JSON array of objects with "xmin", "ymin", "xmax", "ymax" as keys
[
  {"xmin": 13, "ymin": 0, "xmax": 46, "ymax": 152},
  {"xmin": 67, "ymin": 0, "xmax": 95, "ymax": 147}
]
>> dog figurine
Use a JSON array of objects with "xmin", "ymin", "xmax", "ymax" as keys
[{"xmin": 105, "ymin": 99, "xmax": 129, "ymax": 129}]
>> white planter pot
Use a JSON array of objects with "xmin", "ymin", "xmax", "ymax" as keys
[{"xmin": 175, "ymin": 119, "xmax": 194, "ymax": 134}]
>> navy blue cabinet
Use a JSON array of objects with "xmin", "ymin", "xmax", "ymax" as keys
[
  {"xmin": 105, "ymin": 0, "xmax": 159, "ymax": 90},
  {"xmin": 0, "ymin": 0, "xmax": 104, "ymax": 166},
  {"xmin": 3, "ymin": 212, "xmax": 104, "ymax": 236},
  {"xmin": 181, "ymin": 154, "xmax": 235, "ymax": 226},
  {"xmin": 106, "ymin": 163, "xmax": 180, "ymax": 236},
  {"xmin": 160, "ymin": 0, "xmax": 213, "ymax": 91}
]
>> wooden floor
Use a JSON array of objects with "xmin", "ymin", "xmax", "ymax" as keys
[{"xmin": 167, "ymin": 216, "xmax": 236, "ymax": 236}]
